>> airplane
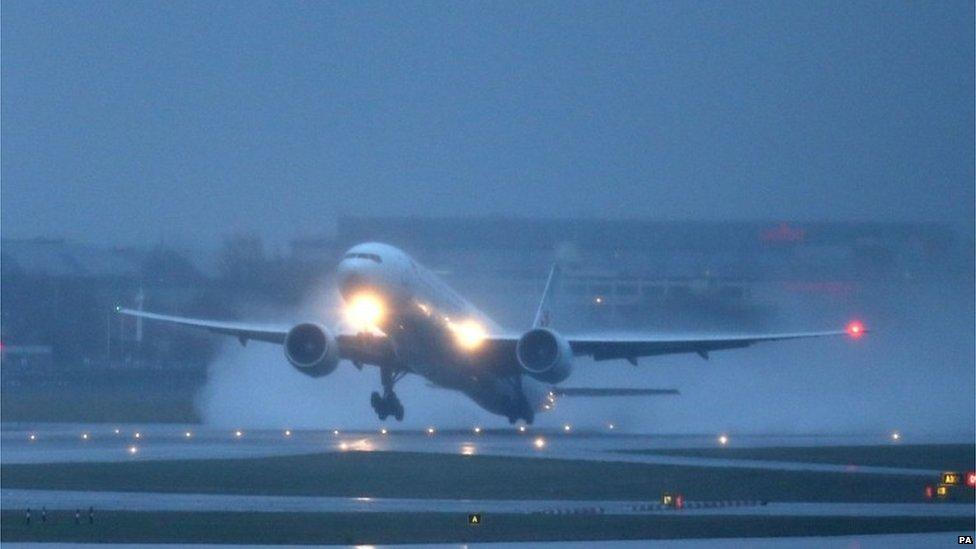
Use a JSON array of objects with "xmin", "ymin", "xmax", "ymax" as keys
[{"xmin": 119, "ymin": 242, "xmax": 866, "ymax": 424}]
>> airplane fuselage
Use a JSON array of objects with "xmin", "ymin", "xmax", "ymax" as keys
[{"xmin": 337, "ymin": 242, "xmax": 549, "ymax": 422}]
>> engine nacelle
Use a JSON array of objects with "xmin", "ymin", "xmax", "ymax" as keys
[
  {"xmin": 284, "ymin": 323, "xmax": 340, "ymax": 378},
  {"xmin": 516, "ymin": 327, "xmax": 573, "ymax": 383}
]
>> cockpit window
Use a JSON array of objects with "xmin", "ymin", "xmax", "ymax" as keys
[{"xmin": 343, "ymin": 252, "xmax": 382, "ymax": 263}]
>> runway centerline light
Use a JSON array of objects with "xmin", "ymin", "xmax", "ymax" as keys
[{"xmin": 533, "ymin": 437, "xmax": 546, "ymax": 449}]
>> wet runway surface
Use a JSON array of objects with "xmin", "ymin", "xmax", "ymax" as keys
[
  {"xmin": 1, "ymin": 422, "xmax": 958, "ymax": 478},
  {"xmin": 4, "ymin": 488, "xmax": 974, "ymax": 518},
  {"xmin": 3, "ymin": 422, "xmax": 972, "ymax": 539},
  {"xmin": 0, "ymin": 423, "xmax": 974, "ymax": 516}
]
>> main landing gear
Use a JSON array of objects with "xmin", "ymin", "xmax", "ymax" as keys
[{"xmin": 371, "ymin": 367, "xmax": 405, "ymax": 421}]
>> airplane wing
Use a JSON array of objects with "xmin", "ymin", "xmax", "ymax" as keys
[
  {"xmin": 567, "ymin": 329, "xmax": 861, "ymax": 364},
  {"xmin": 117, "ymin": 308, "xmax": 289, "ymax": 344},
  {"xmin": 550, "ymin": 387, "xmax": 680, "ymax": 396},
  {"xmin": 116, "ymin": 308, "xmax": 395, "ymax": 365}
]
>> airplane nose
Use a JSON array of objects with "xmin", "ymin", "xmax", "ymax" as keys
[{"xmin": 336, "ymin": 260, "xmax": 375, "ymax": 299}]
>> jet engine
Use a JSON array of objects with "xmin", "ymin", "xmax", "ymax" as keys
[
  {"xmin": 516, "ymin": 327, "xmax": 573, "ymax": 383},
  {"xmin": 284, "ymin": 323, "xmax": 340, "ymax": 377}
]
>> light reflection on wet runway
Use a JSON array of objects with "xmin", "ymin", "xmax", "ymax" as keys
[{"xmin": 0, "ymin": 423, "xmax": 960, "ymax": 479}]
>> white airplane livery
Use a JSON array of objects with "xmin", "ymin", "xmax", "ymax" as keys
[{"xmin": 120, "ymin": 242, "xmax": 866, "ymax": 424}]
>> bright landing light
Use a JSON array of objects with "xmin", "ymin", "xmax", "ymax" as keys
[
  {"xmin": 450, "ymin": 320, "xmax": 487, "ymax": 351},
  {"xmin": 346, "ymin": 293, "xmax": 385, "ymax": 330}
]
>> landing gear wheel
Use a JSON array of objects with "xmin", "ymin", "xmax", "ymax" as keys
[
  {"xmin": 370, "ymin": 391, "xmax": 389, "ymax": 420},
  {"xmin": 373, "ymin": 367, "xmax": 406, "ymax": 421}
]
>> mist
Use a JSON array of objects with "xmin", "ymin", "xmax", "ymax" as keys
[
  {"xmin": 194, "ymin": 268, "xmax": 974, "ymax": 437},
  {"xmin": 2, "ymin": 2, "xmax": 972, "ymax": 439}
]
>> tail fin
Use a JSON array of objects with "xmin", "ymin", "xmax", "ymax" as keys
[{"xmin": 532, "ymin": 264, "xmax": 561, "ymax": 328}]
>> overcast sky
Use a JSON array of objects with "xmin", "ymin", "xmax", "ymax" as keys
[{"xmin": 2, "ymin": 1, "xmax": 973, "ymax": 247}]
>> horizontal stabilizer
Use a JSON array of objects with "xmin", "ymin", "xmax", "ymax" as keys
[{"xmin": 551, "ymin": 387, "xmax": 680, "ymax": 397}]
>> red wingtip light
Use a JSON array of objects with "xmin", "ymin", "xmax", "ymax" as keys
[{"xmin": 846, "ymin": 320, "xmax": 865, "ymax": 339}]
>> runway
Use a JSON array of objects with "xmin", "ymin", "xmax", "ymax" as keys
[
  {"xmin": 4, "ymin": 488, "xmax": 974, "ymax": 518},
  {"xmin": 0, "ymin": 423, "xmax": 958, "ymax": 478},
  {"xmin": 2, "ymin": 422, "xmax": 973, "ymax": 545}
]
